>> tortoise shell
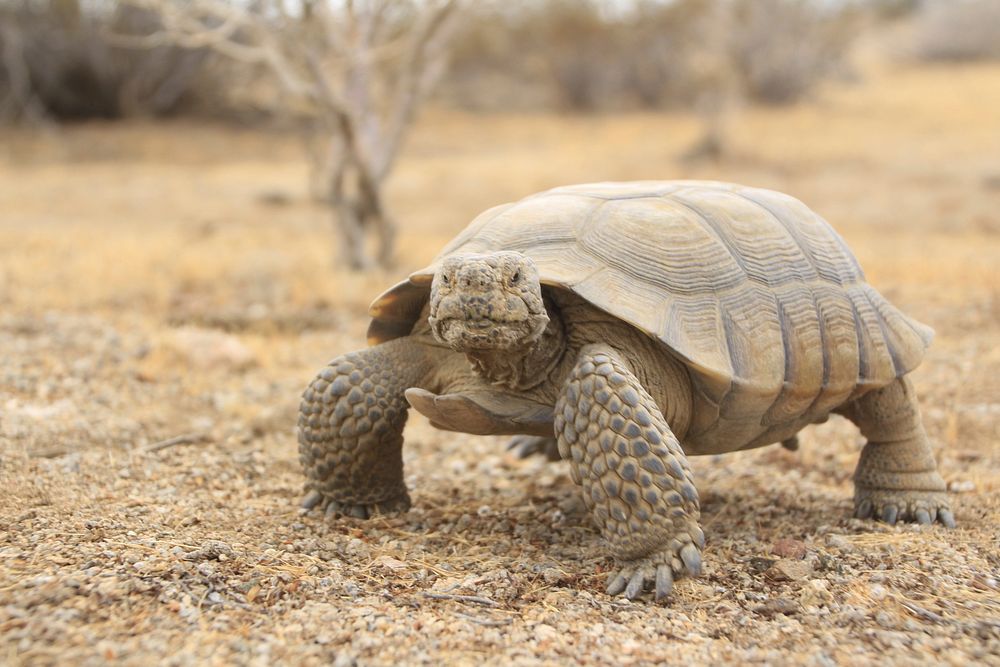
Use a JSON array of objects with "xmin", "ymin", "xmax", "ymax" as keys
[{"xmin": 369, "ymin": 181, "xmax": 932, "ymax": 440}]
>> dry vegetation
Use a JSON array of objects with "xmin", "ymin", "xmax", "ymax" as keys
[{"xmin": 1, "ymin": 61, "xmax": 1000, "ymax": 665}]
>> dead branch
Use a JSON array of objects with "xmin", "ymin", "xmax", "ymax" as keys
[
  {"xmin": 0, "ymin": 21, "xmax": 46, "ymax": 122},
  {"xmin": 115, "ymin": 0, "xmax": 461, "ymax": 269},
  {"xmin": 375, "ymin": 0, "xmax": 457, "ymax": 179}
]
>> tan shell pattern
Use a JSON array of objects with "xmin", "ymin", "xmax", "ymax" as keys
[{"xmin": 369, "ymin": 181, "xmax": 933, "ymax": 437}]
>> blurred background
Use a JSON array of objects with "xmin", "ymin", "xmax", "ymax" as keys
[
  {"xmin": 2, "ymin": 2, "xmax": 1000, "ymax": 663},
  {"xmin": 2, "ymin": 0, "xmax": 999, "ymax": 275}
]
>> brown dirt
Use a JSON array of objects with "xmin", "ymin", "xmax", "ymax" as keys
[{"xmin": 1, "ymin": 62, "xmax": 999, "ymax": 666}]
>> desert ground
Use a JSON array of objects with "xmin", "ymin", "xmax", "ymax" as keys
[{"xmin": 1, "ymin": 61, "xmax": 999, "ymax": 665}]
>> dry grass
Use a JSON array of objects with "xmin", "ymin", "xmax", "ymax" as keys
[{"xmin": 1, "ymin": 62, "xmax": 999, "ymax": 665}]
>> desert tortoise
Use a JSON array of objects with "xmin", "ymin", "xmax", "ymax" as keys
[{"xmin": 298, "ymin": 180, "xmax": 953, "ymax": 602}]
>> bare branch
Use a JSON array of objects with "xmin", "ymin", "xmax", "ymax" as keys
[
  {"xmin": 114, "ymin": 0, "xmax": 462, "ymax": 269},
  {"xmin": 375, "ymin": 0, "xmax": 458, "ymax": 178},
  {"xmin": 0, "ymin": 22, "xmax": 45, "ymax": 122}
]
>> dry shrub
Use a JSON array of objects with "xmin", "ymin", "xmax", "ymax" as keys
[
  {"xmin": 729, "ymin": 0, "xmax": 862, "ymax": 105},
  {"xmin": 913, "ymin": 0, "xmax": 1000, "ymax": 62},
  {"xmin": 444, "ymin": 0, "xmax": 861, "ymax": 112},
  {"xmin": 0, "ymin": 0, "xmax": 230, "ymax": 121}
]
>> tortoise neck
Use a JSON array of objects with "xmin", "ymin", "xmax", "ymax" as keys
[{"xmin": 465, "ymin": 299, "xmax": 566, "ymax": 391}]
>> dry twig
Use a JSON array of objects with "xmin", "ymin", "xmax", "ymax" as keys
[
  {"xmin": 145, "ymin": 432, "xmax": 210, "ymax": 452},
  {"xmin": 422, "ymin": 592, "xmax": 498, "ymax": 607}
]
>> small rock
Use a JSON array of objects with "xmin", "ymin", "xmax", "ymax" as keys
[
  {"xmin": 798, "ymin": 579, "xmax": 833, "ymax": 607},
  {"xmin": 183, "ymin": 540, "xmax": 234, "ymax": 562},
  {"xmin": 767, "ymin": 559, "xmax": 813, "ymax": 582},
  {"xmin": 373, "ymin": 555, "xmax": 407, "ymax": 570},
  {"xmin": 755, "ymin": 598, "xmax": 800, "ymax": 617},
  {"xmin": 825, "ymin": 534, "xmax": 855, "ymax": 553},
  {"xmin": 875, "ymin": 610, "xmax": 895, "ymax": 629},
  {"xmin": 771, "ymin": 538, "xmax": 807, "ymax": 560},
  {"xmin": 749, "ymin": 557, "xmax": 777, "ymax": 573},
  {"xmin": 948, "ymin": 479, "xmax": 976, "ymax": 493},
  {"xmin": 333, "ymin": 654, "xmax": 357, "ymax": 667}
]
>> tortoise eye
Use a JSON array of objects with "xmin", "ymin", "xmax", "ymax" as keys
[
  {"xmin": 511, "ymin": 270, "xmax": 521, "ymax": 284},
  {"xmin": 441, "ymin": 274, "xmax": 451, "ymax": 285}
]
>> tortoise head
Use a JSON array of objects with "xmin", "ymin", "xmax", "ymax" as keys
[{"xmin": 428, "ymin": 251, "xmax": 548, "ymax": 352}]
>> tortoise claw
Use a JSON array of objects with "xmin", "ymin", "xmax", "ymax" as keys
[
  {"xmin": 855, "ymin": 490, "xmax": 954, "ymax": 528},
  {"xmin": 605, "ymin": 540, "xmax": 702, "ymax": 603},
  {"xmin": 625, "ymin": 570, "xmax": 646, "ymax": 600},
  {"xmin": 881, "ymin": 505, "xmax": 898, "ymax": 525},
  {"xmin": 680, "ymin": 543, "xmax": 702, "ymax": 576},
  {"xmin": 346, "ymin": 504, "xmax": 369, "ymax": 519},
  {"xmin": 655, "ymin": 565, "xmax": 674, "ymax": 602},
  {"xmin": 606, "ymin": 573, "xmax": 628, "ymax": 596},
  {"xmin": 300, "ymin": 490, "xmax": 323, "ymax": 511},
  {"xmin": 855, "ymin": 498, "xmax": 873, "ymax": 519}
]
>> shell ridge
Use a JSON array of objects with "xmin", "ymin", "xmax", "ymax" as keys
[
  {"xmin": 796, "ymin": 291, "xmax": 833, "ymax": 418},
  {"xmin": 762, "ymin": 300, "xmax": 796, "ymax": 424},
  {"xmin": 847, "ymin": 296, "xmax": 871, "ymax": 383},
  {"xmin": 861, "ymin": 286, "xmax": 903, "ymax": 377},
  {"xmin": 434, "ymin": 202, "xmax": 518, "ymax": 259},
  {"xmin": 663, "ymin": 190, "xmax": 753, "ymax": 277},
  {"xmin": 717, "ymin": 309, "xmax": 740, "ymax": 404},
  {"xmin": 730, "ymin": 190, "xmax": 825, "ymax": 283},
  {"xmin": 571, "ymin": 197, "xmax": 616, "ymax": 285}
]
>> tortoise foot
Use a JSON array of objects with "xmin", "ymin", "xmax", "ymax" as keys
[
  {"xmin": 606, "ymin": 541, "xmax": 704, "ymax": 603},
  {"xmin": 854, "ymin": 488, "xmax": 954, "ymax": 528},
  {"xmin": 300, "ymin": 488, "xmax": 411, "ymax": 520}
]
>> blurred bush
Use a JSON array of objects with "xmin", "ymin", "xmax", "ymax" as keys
[
  {"xmin": 730, "ymin": 0, "xmax": 862, "ymax": 105},
  {"xmin": 444, "ymin": 0, "xmax": 862, "ymax": 112},
  {"xmin": 0, "ymin": 0, "xmax": 236, "ymax": 122},
  {"xmin": 913, "ymin": 0, "xmax": 1000, "ymax": 62},
  {"xmin": 1, "ymin": 0, "xmax": 885, "ymax": 122}
]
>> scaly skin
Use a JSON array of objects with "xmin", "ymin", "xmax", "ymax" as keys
[
  {"xmin": 554, "ymin": 344, "xmax": 704, "ymax": 602},
  {"xmin": 298, "ymin": 338, "xmax": 434, "ymax": 518},
  {"xmin": 840, "ymin": 377, "xmax": 954, "ymax": 527}
]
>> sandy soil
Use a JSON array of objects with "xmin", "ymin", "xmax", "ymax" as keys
[{"xmin": 1, "ymin": 62, "xmax": 999, "ymax": 666}]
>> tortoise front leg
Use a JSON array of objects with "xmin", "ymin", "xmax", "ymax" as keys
[
  {"xmin": 298, "ymin": 337, "xmax": 433, "ymax": 518},
  {"xmin": 555, "ymin": 344, "xmax": 704, "ymax": 602}
]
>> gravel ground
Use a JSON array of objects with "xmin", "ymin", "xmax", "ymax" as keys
[
  {"xmin": 1, "ymin": 307, "xmax": 997, "ymax": 666},
  {"xmin": 2, "ymin": 62, "xmax": 1000, "ymax": 666}
]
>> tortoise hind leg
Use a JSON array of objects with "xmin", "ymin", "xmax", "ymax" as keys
[
  {"xmin": 839, "ymin": 377, "xmax": 954, "ymax": 527},
  {"xmin": 555, "ymin": 344, "xmax": 703, "ymax": 602},
  {"xmin": 298, "ymin": 337, "xmax": 434, "ymax": 518}
]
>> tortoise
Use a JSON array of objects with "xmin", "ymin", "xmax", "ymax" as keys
[{"xmin": 298, "ymin": 180, "xmax": 954, "ymax": 602}]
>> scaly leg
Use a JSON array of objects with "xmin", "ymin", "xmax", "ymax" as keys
[
  {"xmin": 841, "ymin": 377, "xmax": 954, "ymax": 527},
  {"xmin": 298, "ymin": 337, "xmax": 433, "ymax": 518},
  {"xmin": 554, "ymin": 344, "xmax": 704, "ymax": 602}
]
